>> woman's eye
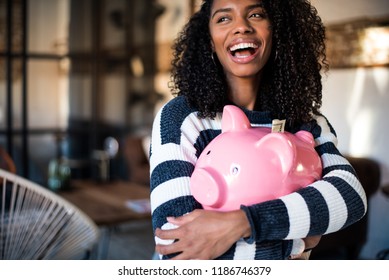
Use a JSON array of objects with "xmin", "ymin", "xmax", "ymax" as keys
[
  {"xmin": 217, "ymin": 16, "xmax": 230, "ymax": 23},
  {"xmin": 250, "ymin": 12, "xmax": 266, "ymax": 19}
]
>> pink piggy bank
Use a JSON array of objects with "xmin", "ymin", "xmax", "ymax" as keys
[{"xmin": 190, "ymin": 105, "xmax": 322, "ymax": 211}]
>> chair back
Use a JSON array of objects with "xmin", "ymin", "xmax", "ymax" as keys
[{"xmin": 0, "ymin": 169, "xmax": 99, "ymax": 259}]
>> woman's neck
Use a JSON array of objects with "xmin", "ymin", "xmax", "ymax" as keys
[{"xmin": 227, "ymin": 76, "xmax": 261, "ymax": 111}]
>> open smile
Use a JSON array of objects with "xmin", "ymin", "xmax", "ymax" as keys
[{"xmin": 228, "ymin": 41, "xmax": 260, "ymax": 62}]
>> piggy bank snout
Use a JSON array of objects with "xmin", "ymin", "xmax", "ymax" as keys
[{"xmin": 190, "ymin": 167, "xmax": 226, "ymax": 208}]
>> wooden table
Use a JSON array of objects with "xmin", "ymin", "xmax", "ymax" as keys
[
  {"xmin": 59, "ymin": 180, "xmax": 151, "ymax": 259},
  {"xmin": 59, "ymin": 180, "xmax": 151, "ymax": 226}
]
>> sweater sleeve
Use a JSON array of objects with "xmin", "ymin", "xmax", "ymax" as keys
[
  {"xmin": 149, "ymin": 97, "xmax": 222, "ymax": 258},
  {"xmin": 241, "ymin": 115, "xmax": 368, "ymax": 243},
  {"xmin": 150, "ymin": 102, "xmax": 198, "ymax": 230}
]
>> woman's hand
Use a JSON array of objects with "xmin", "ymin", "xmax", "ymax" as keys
[
  {"xmin": 303, "ymin": 235, "xmax": 321, "ymax": 250},
  {"xmin": 155, "ymin": 209, "xmax": 251, "ymax": 260},
  {"xmin": 289, "ymin": 235, "xmax": 322, "ymax": 260}
]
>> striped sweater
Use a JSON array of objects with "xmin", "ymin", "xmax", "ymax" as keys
[{"xmin": 149, "ymin": 96, "xmax": 367, "ymax": 260}]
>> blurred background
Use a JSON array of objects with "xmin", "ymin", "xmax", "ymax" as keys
[{"xmin": 0, "ymin": 0, "xmax": 388, "ymax": 260}]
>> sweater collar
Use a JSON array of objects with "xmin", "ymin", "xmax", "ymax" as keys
[{"xmin": 238, "ymin": 106, "xmax": 273, "ymax": 125}]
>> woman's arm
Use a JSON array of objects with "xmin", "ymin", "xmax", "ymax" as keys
[
  {"xmin": 154, "ymin": 208, "xmax": 251, "ymax": 260},
  {"xmin": 150, "ymin": 97, "xmax": 230, "ymax": 259},
  {"xmin": 149, "ymin": 101, "xmax": 198, "ymax": 239},
  {"xmin": 241, "ymin": 115, "xmax": 367, "ymax": 243}
]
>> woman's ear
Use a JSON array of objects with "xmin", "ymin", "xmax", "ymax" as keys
[{"xmin": 210, "ymin": 41, "xmax": 215, "ymax": 52}]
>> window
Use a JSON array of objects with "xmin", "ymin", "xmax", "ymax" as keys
[{"xmin": 0, "ymin": 0, "xmax": 160, "ymax": 185}]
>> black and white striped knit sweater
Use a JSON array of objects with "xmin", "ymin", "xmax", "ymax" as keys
[{"xmin": 149, "ymin": 96, "xmax": 367, "ymax": 260}]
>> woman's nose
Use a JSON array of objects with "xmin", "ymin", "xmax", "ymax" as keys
[{"xmin": 233, "ymin": 18, "xmax": 254, "ymax": 34}]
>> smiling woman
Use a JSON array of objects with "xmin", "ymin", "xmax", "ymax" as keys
[
  {"xmin": 209, "ymin": 0, "xmax": 272, "ymax": 88},
  {"xmin": 208, "ymin": 0, "xmax": 272, "ymax": 109},
  {"xmin": 149, "ymin": 0, "xmax": 367, "ymax": 260}
]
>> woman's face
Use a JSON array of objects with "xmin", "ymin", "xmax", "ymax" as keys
[{"xmin": 209, "ymin": 0, "xmax": 272, "ymax": 81}]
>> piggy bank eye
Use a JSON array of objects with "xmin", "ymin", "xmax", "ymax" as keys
[
  {"xmin": 206, "ymin": 150, "xmax": 211, "ymax": 155},
  {"xmin": 231, "ymin": 164, "xmax": 240, "ymax": 175}
]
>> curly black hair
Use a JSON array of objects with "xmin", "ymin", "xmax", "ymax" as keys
[{"xmin": 170, "ymin": 0, "xmax": 328, "ymax": 127}]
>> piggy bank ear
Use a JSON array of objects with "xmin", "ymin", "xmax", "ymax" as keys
[
  {"xmin": 222, "ymin": 105, "xmax": 251, "ymax": 133},
  {"xmin": 256, "ymin": 133, "xmax": 295, "ymax": 174},
  {"xmin": 295, "ymin": 130, "xmax": 315, "ymax": 147}
]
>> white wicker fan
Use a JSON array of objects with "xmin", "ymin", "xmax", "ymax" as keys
[{"xmin": 0, "ymin": 168, "xmax": 99, "ymax": 259}]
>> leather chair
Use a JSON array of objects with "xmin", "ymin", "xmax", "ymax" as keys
[{"xmin": 310, "ymin": 156, "xmax": 381, "ymax": 259}]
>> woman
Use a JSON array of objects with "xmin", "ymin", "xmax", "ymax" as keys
[{"xmin": 149, "ymin": 0, "xmax": 367, "ymax": 260}]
